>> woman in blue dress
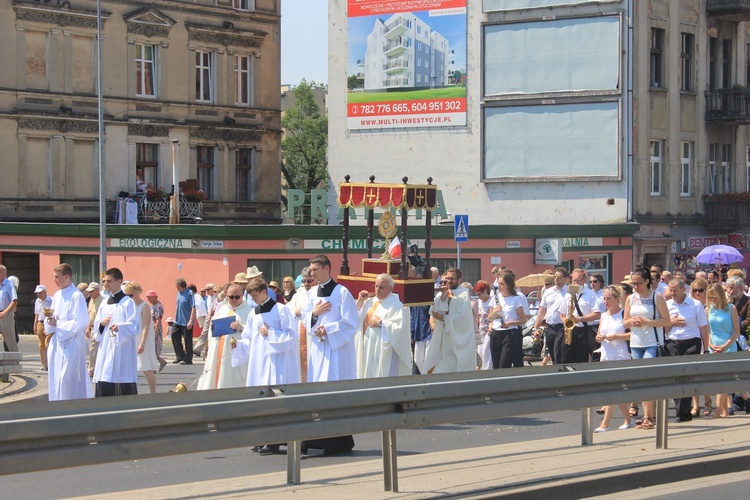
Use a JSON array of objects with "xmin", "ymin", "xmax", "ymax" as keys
[{"xmin": 705, "ymin": 283, "xmax": 741, "ymax": 418}]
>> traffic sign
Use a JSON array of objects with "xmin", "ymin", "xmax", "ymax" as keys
[{"xmin": 454, "ymin": 214, "xmax": 469, "ymax": 242}]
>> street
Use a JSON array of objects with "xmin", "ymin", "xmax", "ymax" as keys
[{"xmin": 3, "ymin": 336, "xmax": 583, "ymax": 498}]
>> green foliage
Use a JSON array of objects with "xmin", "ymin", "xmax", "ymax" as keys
[{"xmin": 281, "ymin": 79, "xmax": 328, "ymax": 223}]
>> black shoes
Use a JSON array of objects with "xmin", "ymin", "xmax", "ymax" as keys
[
  {"xmin": 675, "ymin": 415, "xmax": 693, "ymax": 423},
  {"xmin": 180, "ymin": 360, "xmax": 193, "ymax": 365},
  {"xmin": 258, "ymin": 445, "xmax": 279, "ymax": 455},
  {"xmin": 172, "ymin": 359, "xmax": 182, "ymax": 364},
  {"xmin": 250, "ymin": 446, "xmax": 261, "ymax": 453}
]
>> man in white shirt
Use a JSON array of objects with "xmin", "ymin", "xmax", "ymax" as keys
[
  {"xmin": 33, "ymin": 284, "xmax": 52, "ymax": 371},
  {"xmin": 533, "ymin": 267, "xmax": 569, "ymax": 365},
  {"xmin": 559, "ymin": 269, "xmax": 602, "ymax": 364},
  {"xmin": 666, "ymin": 278, "xmax": 709, "ymax": 422},
  {"xmin": 0, "ymin": 265, "xmax": 19, "ymax": 371},
  {"xmin": 651, "ymin": 265, "xmax": 668, "ymax": 297}
]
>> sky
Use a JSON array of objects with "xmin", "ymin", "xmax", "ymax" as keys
[{"xmin": 281, "ymin": 0, "xmax": 329, "ymax": 85}]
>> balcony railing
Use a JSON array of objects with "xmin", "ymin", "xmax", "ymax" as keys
[
  {"xmin": 704, "ymin": 197, "xmax": 750, "ymax": 227},
  {"xmin": 707, "ymin": 0, "xmax": 750, "ymax": 21},
  {"xmin": 138, "ymin": 197, "xmax": 203, "ymax": 221},
  {"xmin": 705, "ymin": 88, "xmax": 750, "ymax": 122}
]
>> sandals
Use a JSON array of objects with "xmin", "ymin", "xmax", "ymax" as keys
[
  {"xmin": 636, "ymin": 417, "xmax": 655, "ymax": 429},
  {"xmin": 691, "ymin": 408, "xmax": 700, "ymax": 417},
  {"xmin": 703, "ymin": 404, "xmax": 714, "ymax": 417},
  {"xmin": 629, "ymin": 404, "xmax": 639, "ymax": 418},
  {"xmin": 596, "ymin": 407, "xmax": 606, "ymax": 415}
]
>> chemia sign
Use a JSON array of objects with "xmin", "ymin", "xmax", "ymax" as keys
[
  {"xmin": 112, "ymin": 238, "xmax": 191, "ymax": 249},
  {"xmin": 285, "ymin": 188, "xmax": 448, "ymax": 222}
]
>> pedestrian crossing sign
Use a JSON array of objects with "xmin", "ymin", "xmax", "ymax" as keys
[{"xmin": 454, "ymin": 215, "xmax": 469, "ymax": 242}]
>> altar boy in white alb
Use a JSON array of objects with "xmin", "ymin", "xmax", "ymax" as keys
[
  {"xmin": 231, "ymin": 277, "xmax": 300, "ymax": 387},
  {"xmin": 46, "ymin": 263, "xmax": 93, "ymax": 401},
  {"xmin": 92, "ymin": 268, "xmax": 139, "ymax": 397}
]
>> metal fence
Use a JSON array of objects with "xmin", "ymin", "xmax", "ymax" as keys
[{"xmin": 1, "ymin": 354, "xmax": 749, "ymax": 492}]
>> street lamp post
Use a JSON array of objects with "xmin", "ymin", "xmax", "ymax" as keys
[
  {"xmin": 169, "ymin": 140, "xmax": 180, "ymax": 224},
  {"xmin": 96, "ymin": 0, "xmax": 106, "ymax": 275}
]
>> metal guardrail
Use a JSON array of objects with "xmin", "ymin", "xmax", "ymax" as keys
[
  {"xmin": 0, "ymin": 352, "xmax": 22, "ymax": 375},
  {"xmin": 1, "ymin": 354, "xmax": 749, "ymax": 491}
]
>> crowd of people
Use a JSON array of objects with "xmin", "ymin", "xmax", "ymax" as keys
[{"xmin": 2, "ymin": 258, "xmax": 749, "ymax": 449}]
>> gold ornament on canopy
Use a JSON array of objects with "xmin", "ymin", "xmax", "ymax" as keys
[{"xmin": 378, "ymin": 210, "xmax": 398, "ymax": 260}]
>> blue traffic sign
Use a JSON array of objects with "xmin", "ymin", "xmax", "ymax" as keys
[{"xmin": 454, "ymin": 214, "xmax": 469, "ymax": 242}]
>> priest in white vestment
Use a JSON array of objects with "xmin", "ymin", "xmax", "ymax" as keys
[
  {"xmin": 46, "ymin": 263, "xmax": 93, "ymax": 401},
  {"xmin": 286, "ymin": 268, "xmax": 316, "ymax": 382},
  {"xmin": 197, "ymin": 283, "xmax": 253, "ymax": 390},
  {"xmin": 354, "ymin": 274, "xmax": 412, "ymax": 378},
  {"xmin": 424, "ymin": 268, "xmax": 477, "ymax": 374},
  {"xmin": 231, "ymin": 278, "xmax": 300, "ymax": 387},
  {"xmin": 300, "ymin": 255, "xmax": 357, "ymax": 454},
  {"xmin": 92, "ymin": 268, "xmax": 139, "ymax": 397},
  {"xmin": 303, "ymin": 258, "xmax": 358, "ymax": 383}
]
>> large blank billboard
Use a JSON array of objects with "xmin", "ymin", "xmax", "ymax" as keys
[
  {"xmin": 484, "ymin": 17, "xmax": 620, "ymax": 96},
  {"xmin": 484, "ymin": 102, "xmax": 620, "ymax": 179}
]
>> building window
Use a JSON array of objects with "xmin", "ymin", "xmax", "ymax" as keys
[
  {"xmin": 709, "ymin": 143, "xmax": 717, "ymax": 194},
  {"xmin": 417, "ymin": 58, "xmax": 421, "ymax": 67},
  {"xmin": 195, "ymin": 51, "xmax": 214, "ymax": 102},
  {"xmin": 709, "ymin": 39, "xmax": 718, "ymax": 90},
  {"xmin": 60, "ymin": 254, "xmax": 99, "ymax": 287},
  {"xmin": 680, "ymin": 142, "xmax": 692, "ymax": 196},
  {"xmin": 650, "ymin": 28, "xmax": 664, "ymax": 88},
  {"xmin": 234, "ymin": 55, "xmax": 252, "ymax": 105},
  {"xmin": 680, "ymin": 33, "xmax": 693, "ymax": 91},
  {"xmin": 233, "ymin": 0, "xmax": 252, "ymax": 11},
  {"xmin": 135, "ymin": 44, "xmax": 156, "ymax": 97},
  {"xmin": 248, "ymin": 259, "xmax": 312, "ymax": 285},
  {"xmin": 722, "ymin": 144, "xmax": 732, "ymax": 192},
  {"xmin": 196, "ymin": 146, "xmax": 215, "ymax": 199},
  {"xmin": 650, "ymin": 140, "xmax": 662, "ymax": 196},
  {"xmin": 136, "ymin": 143, "xmax": 159, "ymax": 191},
  {"xmin": 236, "ymin": 148, "xmax": 253, "ymax": 201},
  {"xmin": 722, "ymin": 40, "xmax": 732, "ymax": 88}
]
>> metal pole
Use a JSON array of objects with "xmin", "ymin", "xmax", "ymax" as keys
[
  {"xmin": 170, "ymin": 140, "xmax": 179, "ymax": 224},
  {"xmin": 96, "ymin": 0, "xmax": 106, "ymax": 275},
  {"xmin": 655, "ymin": 399, "xmax": 669, "ymax": 449},
  {"xmin": 581, "ymin": 407, "xmax": 594, "ymax": 445},
  {"xmin": 287, "ymin": 440, "xmax": 301, "ymax": 484},
  {"xmin": 457, "ymin": 241, "xmax": 461, "ymax": 270}
]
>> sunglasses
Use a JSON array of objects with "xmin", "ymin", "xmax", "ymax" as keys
[
  {"xmin": 692, "ymin": 288, "xmax": 705, "ymax": 293},
  {"xmin": 303, "ymin": 279, "xmax": 314, "ymax": 284},
  {"xmin": 226, "ymin": 295, "xmax": 242, "ymax": 300},
  {"xmin": 439, "ymin": 280, "xmax": 447, "ymax": 285}
]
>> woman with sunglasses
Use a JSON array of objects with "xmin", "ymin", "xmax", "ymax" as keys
[
  {"xmin": 689, "ymin": 277, "xmax": 711, "ymax": 416},
  {"xmin": 594, "ymin": 285, "xmax": 634, "ymax": 432},
  {"xmin": 706, "ymin": 283, "xmax": 741, "ymax": 418},
  {"xmin": 623, "ymin": 268, "xmax": 671, "ymax": 429}
]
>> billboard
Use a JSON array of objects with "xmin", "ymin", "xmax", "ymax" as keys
[{"xmin": 347, "ymin": 0, "xmax": 467, "ymax": 131}]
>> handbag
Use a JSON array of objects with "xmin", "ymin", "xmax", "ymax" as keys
[{"xmin": 651, "ymin": 292, "xmax": 668, "ymax": 357}]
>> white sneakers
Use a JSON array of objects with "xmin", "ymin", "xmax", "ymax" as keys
[{"xmin": 618, "ymin": 420, "xmax": 636, "ymax": 430}]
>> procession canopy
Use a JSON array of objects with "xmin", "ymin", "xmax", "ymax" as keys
[{"xmin": 337, "ymin": 182, "xmax": 438, "ymax": 211}]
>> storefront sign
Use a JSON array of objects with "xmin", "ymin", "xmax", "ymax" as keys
[
  {"xmin": 535, "ymin": 239, "xmax": 561, "ymax": 265},
  {"xmin": 199, "ymin": 240, "xmax": 224, "ymax": 249},
  {"xmin": 506, "ymin": 241, "xmax": 521, "ymax": 248},
  {"xmin": 686, "ymin": 235, "xmax": 727, "ymax": 250},
  {"xmin": 112, "ymin": 238, "xmax": 191, "ymax": 249},
  {"xmin": 305, "ymin": 239, "xmax": 425, "ymax": 251},
  {"xmin": 562, "ymin": 237, "xmax": 602, "ymax": 248}
]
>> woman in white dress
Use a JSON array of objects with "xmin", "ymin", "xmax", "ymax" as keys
[
  {"xmin": 124, "ymin": 282, "xmax": 158, "ymax": 394},
  {"xmin": 594, "ymin": 286, "xmax": 633, "ymax": 432}
]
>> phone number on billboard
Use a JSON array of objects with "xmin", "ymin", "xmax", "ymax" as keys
[{"xmin": 349, "ymin": 99, "xmax": 465, "ymax": 117}]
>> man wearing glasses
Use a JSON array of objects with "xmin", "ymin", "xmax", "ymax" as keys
[
  {"xmin": 533, "ymin": 268, "xmax": 570, "ymax": 365},
  {"xmin": 559, "ymin": 269, "xmax": 602, "ymax": 363},
  {"xmin": 196, "ymin": 283, "xmax": 253, "ymax": 390},
  {"xmin": 424, "ymin": 268, "xmax": 476, "ymax": 374}
]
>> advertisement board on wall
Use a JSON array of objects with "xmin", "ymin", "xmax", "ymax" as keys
[
  {"xmin": 347, "ymin": 0, "xmax": 467, "ymax": 131},
  {"xmin": 535, "ymin": 239, "xmax": 561, "ymax": 265}
]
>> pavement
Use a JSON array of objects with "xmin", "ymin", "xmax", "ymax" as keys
[{"xmin": 4, "ymin": 335, "xmax": 750, "ymax": 499}]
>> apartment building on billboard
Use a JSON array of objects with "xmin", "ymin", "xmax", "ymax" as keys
[{"xmin": 363, "ymin": 12, "xmax": 451, "ymax": 90}]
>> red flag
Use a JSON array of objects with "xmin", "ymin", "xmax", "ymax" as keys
[{"xmin": 388, "ymin": 236, "xmax": 402, "ymax": 259}]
